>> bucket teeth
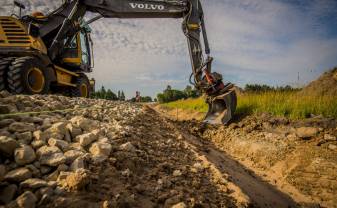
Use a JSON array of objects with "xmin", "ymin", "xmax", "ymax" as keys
[{"xmin": 204, "ymin": 89, "xmax": 237, "ymax": 125}]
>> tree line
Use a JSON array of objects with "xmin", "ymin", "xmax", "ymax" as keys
[
  {"xmin": 157, "ymin": 85, "xmax": 200, "ymax": 103},
  {"xmin": 92, "ymin": 84, "xmax": 299, "ymax": 103},
  {"xmin": 91, "ymin": 86, "xmax": 126, "ymax": 101},
  {"xmin": 244, "ymin": 84, "xmax": 301, "ymax": 93},
  {"xmin": 130, "ymin": 96, "xmax": 153, "ymax": 102},
  {"xmin": 91, "ymin": 86, "xmax": 154, "ymax": 102}
]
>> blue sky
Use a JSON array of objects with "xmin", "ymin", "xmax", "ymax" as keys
[{"xmin": 1, "ymin": 0, "xmax": 337, "ymax": 98}]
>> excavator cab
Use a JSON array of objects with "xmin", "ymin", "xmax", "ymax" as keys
[{"xmin": 62, "ymin": 26, "xmax": 94, "ymax": 73}]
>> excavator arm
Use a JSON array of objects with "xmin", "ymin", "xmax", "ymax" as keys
[{"xmin": 39, "ymin": 0, "xmax": 237, "ymax": 124}]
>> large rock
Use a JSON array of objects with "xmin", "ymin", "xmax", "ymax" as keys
[
  {"xmin": 324, "ymin": 134, "xmax": 336, "ymax": 141},
  {"xmin": 57, "ymin": 164, "xmax": 69, "ymax": 172},
  {"xmin": 5, "ymin": 167, "xmax": 32, "ymax": 182},
  {"xmin": 13, "ymin": 191, "xmax": 37, "ymax": 208},
  {"xmin": 35, "ymin": 187, "xmax": 53, "ymax": 206},
  {"xmin": 48, "ymin": 138, "xmax": 69, "ymax": 151},
  {"xmin": 75, "ymin": 133, "xmax": 98, "ymax": 147},
  {"xmin": 46, "ymin": 170, "xmax": 59, "ymax": 181},
  {"xmin": 32, "ymin": 130, "xmax": 47, "ymax": 142},
  {"xmin": 14, "ymin": 146, "xmax": 36, "ymax": 165},
  {"xmin": 70, "ymin": 116, "xmax": 99, "ymax": 132},
  {"xmin": 296, "ymin": 127, "xmax": 319, "ymax": 138},
  {"xmin": 25, "ymin": 165, "xmax": 40, "ymax": 177},
  {"xmin": 40, "ymin": 118, "xmax": 52, "ymax": 131},
  {"xmin": 36, "ymin": 146, "xmax": 66, "ymax": 167},
  {"xmin": 66, "ymin": 123, "xmax": 82, "ymax": 139},
  {"xmin": 70, "ymin": 157, "xmax": 86, "ymax": 171},
  {"xmin": 0, "ymin": 119, "xmax": 15, "ymax": 128},
  {"xmin": 40, "ymin": 166, "xmax": 52, "ymax": 175},
  {"xmin": 0, "ymin": 136, "xmax": 19, "ymax": 157},
  {"xmin": 64, "ymin": 150, "xmax": 84, "ymax": 164},
  {"xmin": 8, "ymin": 122, "xmax": 35, "ymax": 133},
  {"xmin": 42, "ymin": 130, "xmax": 63, "ymax": 141},
  {"xmin": 31, "ymin": 140, "xmax": 46, "ymax": 150},
  {"xmin": 62, "ymin": 169, "xmax": 90, "ymax": 191},
  {"xmin": 64, "ymin": 130, "xmax": 72, "ymax": 143},
  {"xmin": 16, "ymin": 132, "xmax": 33, "ymax": 145},
  {"xmin": 45, "ymin": 122, "xmax": 68, "ymax": 137},
  {"xmin": 20, "ymin": 178, "xmax": 48, "ymax": 189},
  {"xmin": 0, "ymin": 184, "xmax": 17, "ymax": 204},
  {"xmin": 89, "ymin": 142, "xmax": 112, "ymax": 157}
]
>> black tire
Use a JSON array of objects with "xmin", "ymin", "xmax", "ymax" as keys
[
  {"xmin": 7, "ymin": 57, "xmax": 50, "ymax": 94},
  {"xmin": 70, "ymin": 74, "xmax": 91, "ymax": 98},
  {"xmin": 0, "ymin": 57, "xmax": 15, "ymax": 91}
]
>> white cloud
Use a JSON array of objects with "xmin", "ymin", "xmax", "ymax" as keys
[{"xmin": 0, "ymin": 0, "xmax": 336, "ymax": 97}]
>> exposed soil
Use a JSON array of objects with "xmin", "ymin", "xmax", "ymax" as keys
[
  {"xmin": 155, "ymin": 105, "xmax": 337, "ymax": 208},
  {"xmin": 1, "ymin": 93, "xmax": 336, "ymax": 208}
]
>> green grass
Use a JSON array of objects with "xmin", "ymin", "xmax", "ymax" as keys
[
  {"xmin": 162, "ymin": 92, "xmax": 337, "ymax": 119},
  {"xmin": 162, "ymin": 98, "xmax": 209, "ymax": 113}
]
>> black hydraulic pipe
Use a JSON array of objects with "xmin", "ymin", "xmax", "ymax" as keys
[{"xmin": 201, "ymin": 16, "xmax": 210, "ymax": 55}]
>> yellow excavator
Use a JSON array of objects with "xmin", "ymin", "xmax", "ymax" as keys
[{"xmin": 0, "ymin": 0, "xmax": 236, "ymax": 124}]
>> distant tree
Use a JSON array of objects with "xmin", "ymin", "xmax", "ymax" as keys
[
  {"xmin": 141, "ymin": 96, "xmax": 152, "ymax": 102},
  {"xmin": 91, "ymin": 85, "xmax": 120, "ymax": 100},
  {"xmin": 106, "ymin": 89, "xmax": 117, "ymax": 100},
  {"xmin": 117, "ymin": 90, "xmax": 121, "ymax": 100},
  {"xmin": 101, "ymin": 86, "xmax": 107, "ymax": 99},
  {"xmin": 244, "ymin": 84, "xmax": 300, "ymax": 93},
  {"xmin": 120, "ymin": 91, "xmax": 126, "ymax": 101},
  {"xmin": 157, "ymin": 86, "xmax": 188, "ymax": 103},
  {"xmin": 184, "ymin": 85, "xmax": 198, "ymax": 98}
]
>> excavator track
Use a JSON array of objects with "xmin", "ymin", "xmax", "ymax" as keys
[{"xmin": 0, "ymin": 57, "xmax": 15, "ymax": 91}]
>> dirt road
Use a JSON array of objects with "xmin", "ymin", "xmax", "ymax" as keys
[
  {"xmin": 0, "ymin": 94, "xmax": 336, "ymax": 207},
  {"xmin": 155, "ymin": 105, "xmax": 337, "ymax": 208}
]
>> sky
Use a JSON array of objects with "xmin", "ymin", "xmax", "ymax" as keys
[{"xmin": 1, "ymin": 0, "xmax": 337, "ymax": 98}]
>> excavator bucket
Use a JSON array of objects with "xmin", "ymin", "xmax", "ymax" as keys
[{"xmin": 204, "ymin": 89, "xmax": 237, "ymax": 125}]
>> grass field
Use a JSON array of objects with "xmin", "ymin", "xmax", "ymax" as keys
[{"xmin": 162, "ymin": 92, "xmax": 337, "ymax": 119}]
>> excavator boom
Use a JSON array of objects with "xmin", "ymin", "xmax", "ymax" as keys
[{"xmin": 2, "ymin": 0, "xmax": 237, "ymax": 124}]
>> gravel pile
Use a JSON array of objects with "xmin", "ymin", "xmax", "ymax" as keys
[
  {"xmin": 0, "ymin": 91, "xmax": 142, "ymax": 208},
  {"xmin": 0, "ymin": 92, "xmax": 237, "ymax": 208}
]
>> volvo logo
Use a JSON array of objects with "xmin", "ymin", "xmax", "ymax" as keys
[{"xmin": 129, "ymin": 3, "xmax": 165, "ymax": 11}]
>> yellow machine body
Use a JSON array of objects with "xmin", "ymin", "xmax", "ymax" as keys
[
  {"xmin": 0, "ymin": 17, "xmax": 47, "ymax": 54},
  {"xmin": 0, "ymin": 16, "xmax": 90, "ymax": 91}
]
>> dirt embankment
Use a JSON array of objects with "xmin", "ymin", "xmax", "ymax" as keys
[
  {"xmin": 300, "ymin": 68, "xmax": 337, "ymax": 96},
  {"xmin": 156, "ymin": 104, "xmax": 337, "ymax": 208}
]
